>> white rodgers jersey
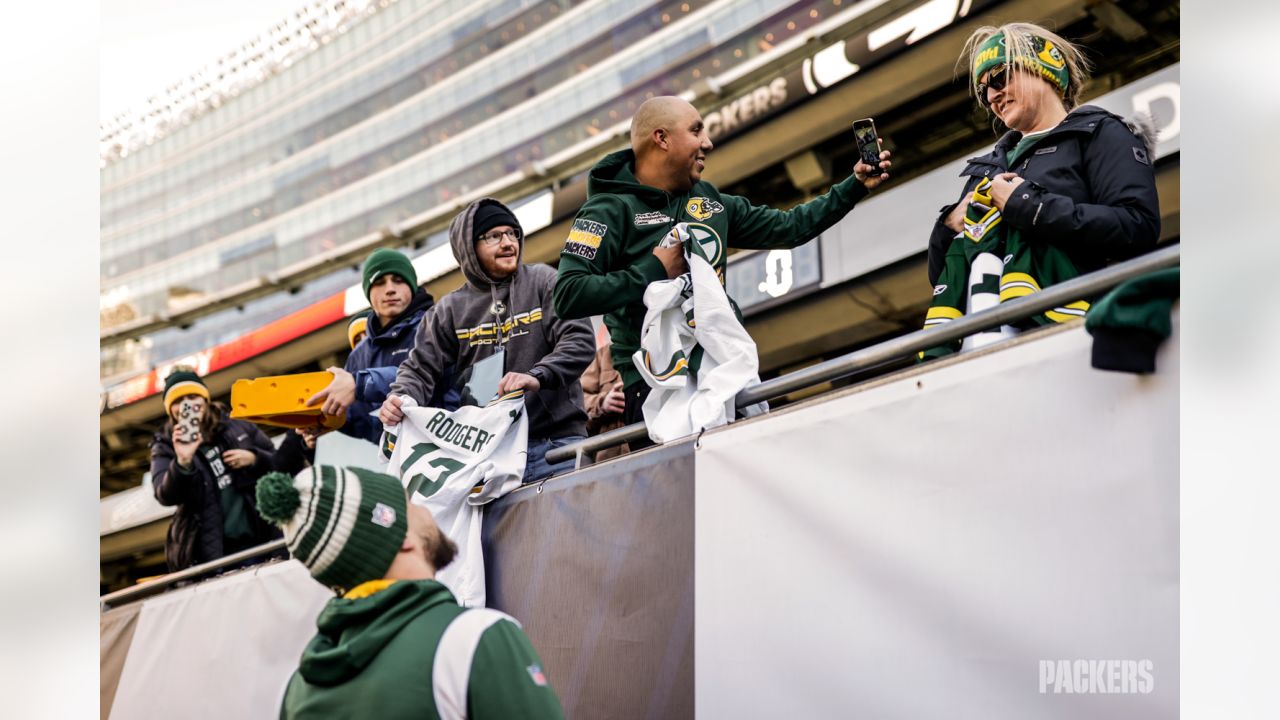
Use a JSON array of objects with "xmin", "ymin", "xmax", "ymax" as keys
[
  {"xmin": 633, "ymin": 225, "xmax": 766, "ymax": 444},
  {"xmin": 379, "ymin": 391, "xmax": 529, "ymax": 607}
]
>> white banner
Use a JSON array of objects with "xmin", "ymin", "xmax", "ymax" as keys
[
  {"xmin": 695, "ymin": 319, "xmax": 1179, "ymax": 718},
  {"xmin": 108, "ymin": 561, "xmax": 332, "ymax": 720}
]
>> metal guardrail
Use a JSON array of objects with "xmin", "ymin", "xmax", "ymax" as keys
[
  {"xmin": 100, "ymin": 539, "xmax": 287, "ymax": 610},
  {"xmin": 547, "ymin": 244, "xmax": 1181, "ymax": 465},
  {"xmin": 98, "ymin": 244, "xmax": 1179, "ymax": 610}
]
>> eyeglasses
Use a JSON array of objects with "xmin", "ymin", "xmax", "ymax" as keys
[
  {"xmin": 976, "ymin": 65, "xmax": 1010, "ymax": 108},
  {"xmin": 477, "ymin": 228, "xmax": 519, "ymax": 246}
]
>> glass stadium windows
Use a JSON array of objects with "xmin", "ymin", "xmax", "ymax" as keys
[
  {"xmin": 101, "ymin": 0, "xmax": 434, "ymax": 184},
  {"xmin": 101, "ymin": 0, "xmax": 595, "ymax": 234},
  {"xmin": 100, "ymin": 0, "xmax": 713, "ymax": 265},
  {"xmin": 102, "ymin": 0, "xmax": 594, "ymax": 226},
  {"xmin": 99, "ymin": 261, "xmax": 361, "ymax": 379},
  {"xmin": 101, "ymin": 0, "xmax": 831, "ymax": 313}
]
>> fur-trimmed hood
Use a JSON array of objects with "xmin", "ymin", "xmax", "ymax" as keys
[
  {"xmin": 1122, "ymin": 112, "xmax": 1159, "ymax": 154},
  {"xmin": 987, "ymin": 104, "xmax": 1158, "ymax": 159}
]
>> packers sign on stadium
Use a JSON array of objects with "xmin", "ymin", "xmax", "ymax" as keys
[
  {"xmin": 704, "ymin": 78, "xmax": 788, "ymax": 140},
  {"xmin": 703, "ymin": 0, "xmax": 1003, "ymax": 143}
]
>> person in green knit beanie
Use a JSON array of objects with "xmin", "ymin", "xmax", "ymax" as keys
[
  {"xmin": 257, "ymin": 466, "xmax": 563, "ymax": 719},
  {"xmin": 302, "ymin": 247, "xmax": 444, "ymax": 446},
  {"xmin": 361, "ymin": 247, "xmax": 419, "ymax": 298}
]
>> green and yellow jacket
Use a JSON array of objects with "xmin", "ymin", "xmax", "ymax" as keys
[
  {"xmin": 280, "ymin": 579, "xmax": 563, "ymax": 719},
  {"xmin": 554, "ymin": 149, "xmax": 868, "ymax": 388}
]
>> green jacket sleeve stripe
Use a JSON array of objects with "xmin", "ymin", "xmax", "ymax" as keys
[
  {"xmin": 433, "ymin": 608, "xmax": 510, "ymax": 720},
  {"xmin": 467, "ymin": 618, "xmax": 565, "ymax": 719}
]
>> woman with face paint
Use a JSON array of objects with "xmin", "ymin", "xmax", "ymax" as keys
[
  {"xmin": 149, "ymin": 367, "xmax": 282, "ymax": 572},
  {"xmin": 919, "ymin": 22, "xmax": 1161, "ymax": 360}
]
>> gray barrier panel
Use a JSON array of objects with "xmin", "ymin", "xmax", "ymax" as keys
[{"xmin": 484, "ymin": 441, "xmax": 696, "ymax": 720}]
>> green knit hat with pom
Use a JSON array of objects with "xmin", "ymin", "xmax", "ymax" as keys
[{"xmin": 256, "ymin": 466, "xmax": 408, "ymax": 591}]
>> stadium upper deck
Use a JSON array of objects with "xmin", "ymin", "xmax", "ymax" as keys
[{"xmin": 101, "ymin": 0, "xmax": 908, "ymax": 351}]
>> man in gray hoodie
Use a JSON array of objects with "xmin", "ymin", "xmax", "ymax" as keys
[{"xmin": 383, "ymin": 198, "xmax": 595, "ymax": 483}]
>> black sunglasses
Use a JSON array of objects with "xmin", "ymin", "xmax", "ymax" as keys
[{"xmin": 976, "ymin": 65, "xmax": 1010, "ymax": 108}]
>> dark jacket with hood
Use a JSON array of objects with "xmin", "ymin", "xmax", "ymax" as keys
[
  {"xmin": 341, "ymin": 289, "xmax": 438, "ymax": 443},
  {"xmin": 150, "ymin": 407, "xmax": 281, "ymax": 571},
  {"xmin": 280, "ymin": 580, "xmax": 563, "ymax": 719},
  {"xmin": 926, "ymin": 105, "xmax": 1161, "ymax": 287},
  {"xmin": 553, "ymin": 148, "xmax": 869, "ymax": 388},
  {"xmin": 390, "ymin": 198, "xmax": 594, "ymax": 440}
]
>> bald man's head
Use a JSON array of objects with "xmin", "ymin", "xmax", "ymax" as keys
[
  {"xmin": 629, "ymin": 96, "xmax": 713, "ymax": 193},
  {"xmin": 630, "ymin": 97, "xmax": 695, "ymax": 153}
]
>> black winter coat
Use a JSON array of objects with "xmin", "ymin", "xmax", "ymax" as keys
[
  {"xmin": 150, "ymin": 411, "xmax": 281, "ymax": 572},
  {"xmin": 927, "ymin": 105, "xmax": 1161, "ymax": 286},
  {"xmin": 271, "ymin": 429, "xmax": 315, "ymax": 476}
]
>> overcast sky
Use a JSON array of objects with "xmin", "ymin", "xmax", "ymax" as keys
[{"xmin": 100, "ymin": 0, "xmax": 311, "ymax": 122}]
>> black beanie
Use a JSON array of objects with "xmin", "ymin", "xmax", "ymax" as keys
[{"xmin": 472, "ymin": 203, "xmax": 521, "ymax": 242}]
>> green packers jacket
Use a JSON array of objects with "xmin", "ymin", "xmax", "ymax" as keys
[
  {"xmin": 553, "ymin": 148, "xmax": 868, "ymax": 388},
  {"xmin": 280, "ymin": 579, "xmax": 563, "ymax": 719}
]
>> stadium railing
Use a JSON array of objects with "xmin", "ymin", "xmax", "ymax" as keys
[
  {"xmin": 100, "ymin": 242, "xmax": 1179, "ymax": 610},
  {"xmin": 545, "ymin": 243, "xmax": 1181, "ymax": 466}
]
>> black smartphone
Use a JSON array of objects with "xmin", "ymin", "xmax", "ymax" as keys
[{"xmin": 852, "ymin": 118, "xmax": 882, "ymax": 172}]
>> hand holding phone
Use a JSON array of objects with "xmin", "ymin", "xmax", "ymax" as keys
[{"xmin": 852, "ymin": 117, "xmax": 891, "ymax": 187}]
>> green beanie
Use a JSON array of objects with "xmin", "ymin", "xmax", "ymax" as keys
[
  {"xmin": 162, "ymin": 369, "xmax": 209, "ymax": 411},
  {"xmin": 256, "ymin": 466, "xmax": 409, "ymax": 591},
  {"xmin": 361, "ymin": 248, "xmax": 417, "ymax": 300},
  {"xmin": 972, "ymin": 32, "xmax": 1070, "ymax": 97}
]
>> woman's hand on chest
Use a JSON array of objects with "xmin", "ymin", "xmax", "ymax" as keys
[{"xmin": 989, "ymin": 172, "xmax": 1026, "ymax": 211}]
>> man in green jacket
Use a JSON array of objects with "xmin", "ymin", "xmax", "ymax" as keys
[
  {"xmin": 553, "ymin": 96, "xmax": 891, "ymax": 424},
  {"xmin": 256, "ymin": 466, "xmax": 563, "ymax": 719}
]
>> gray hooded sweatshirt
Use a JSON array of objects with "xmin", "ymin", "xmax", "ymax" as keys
[{"xmin": 390, "ymin": 198, "xmax": 594, "ymax": 440}]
